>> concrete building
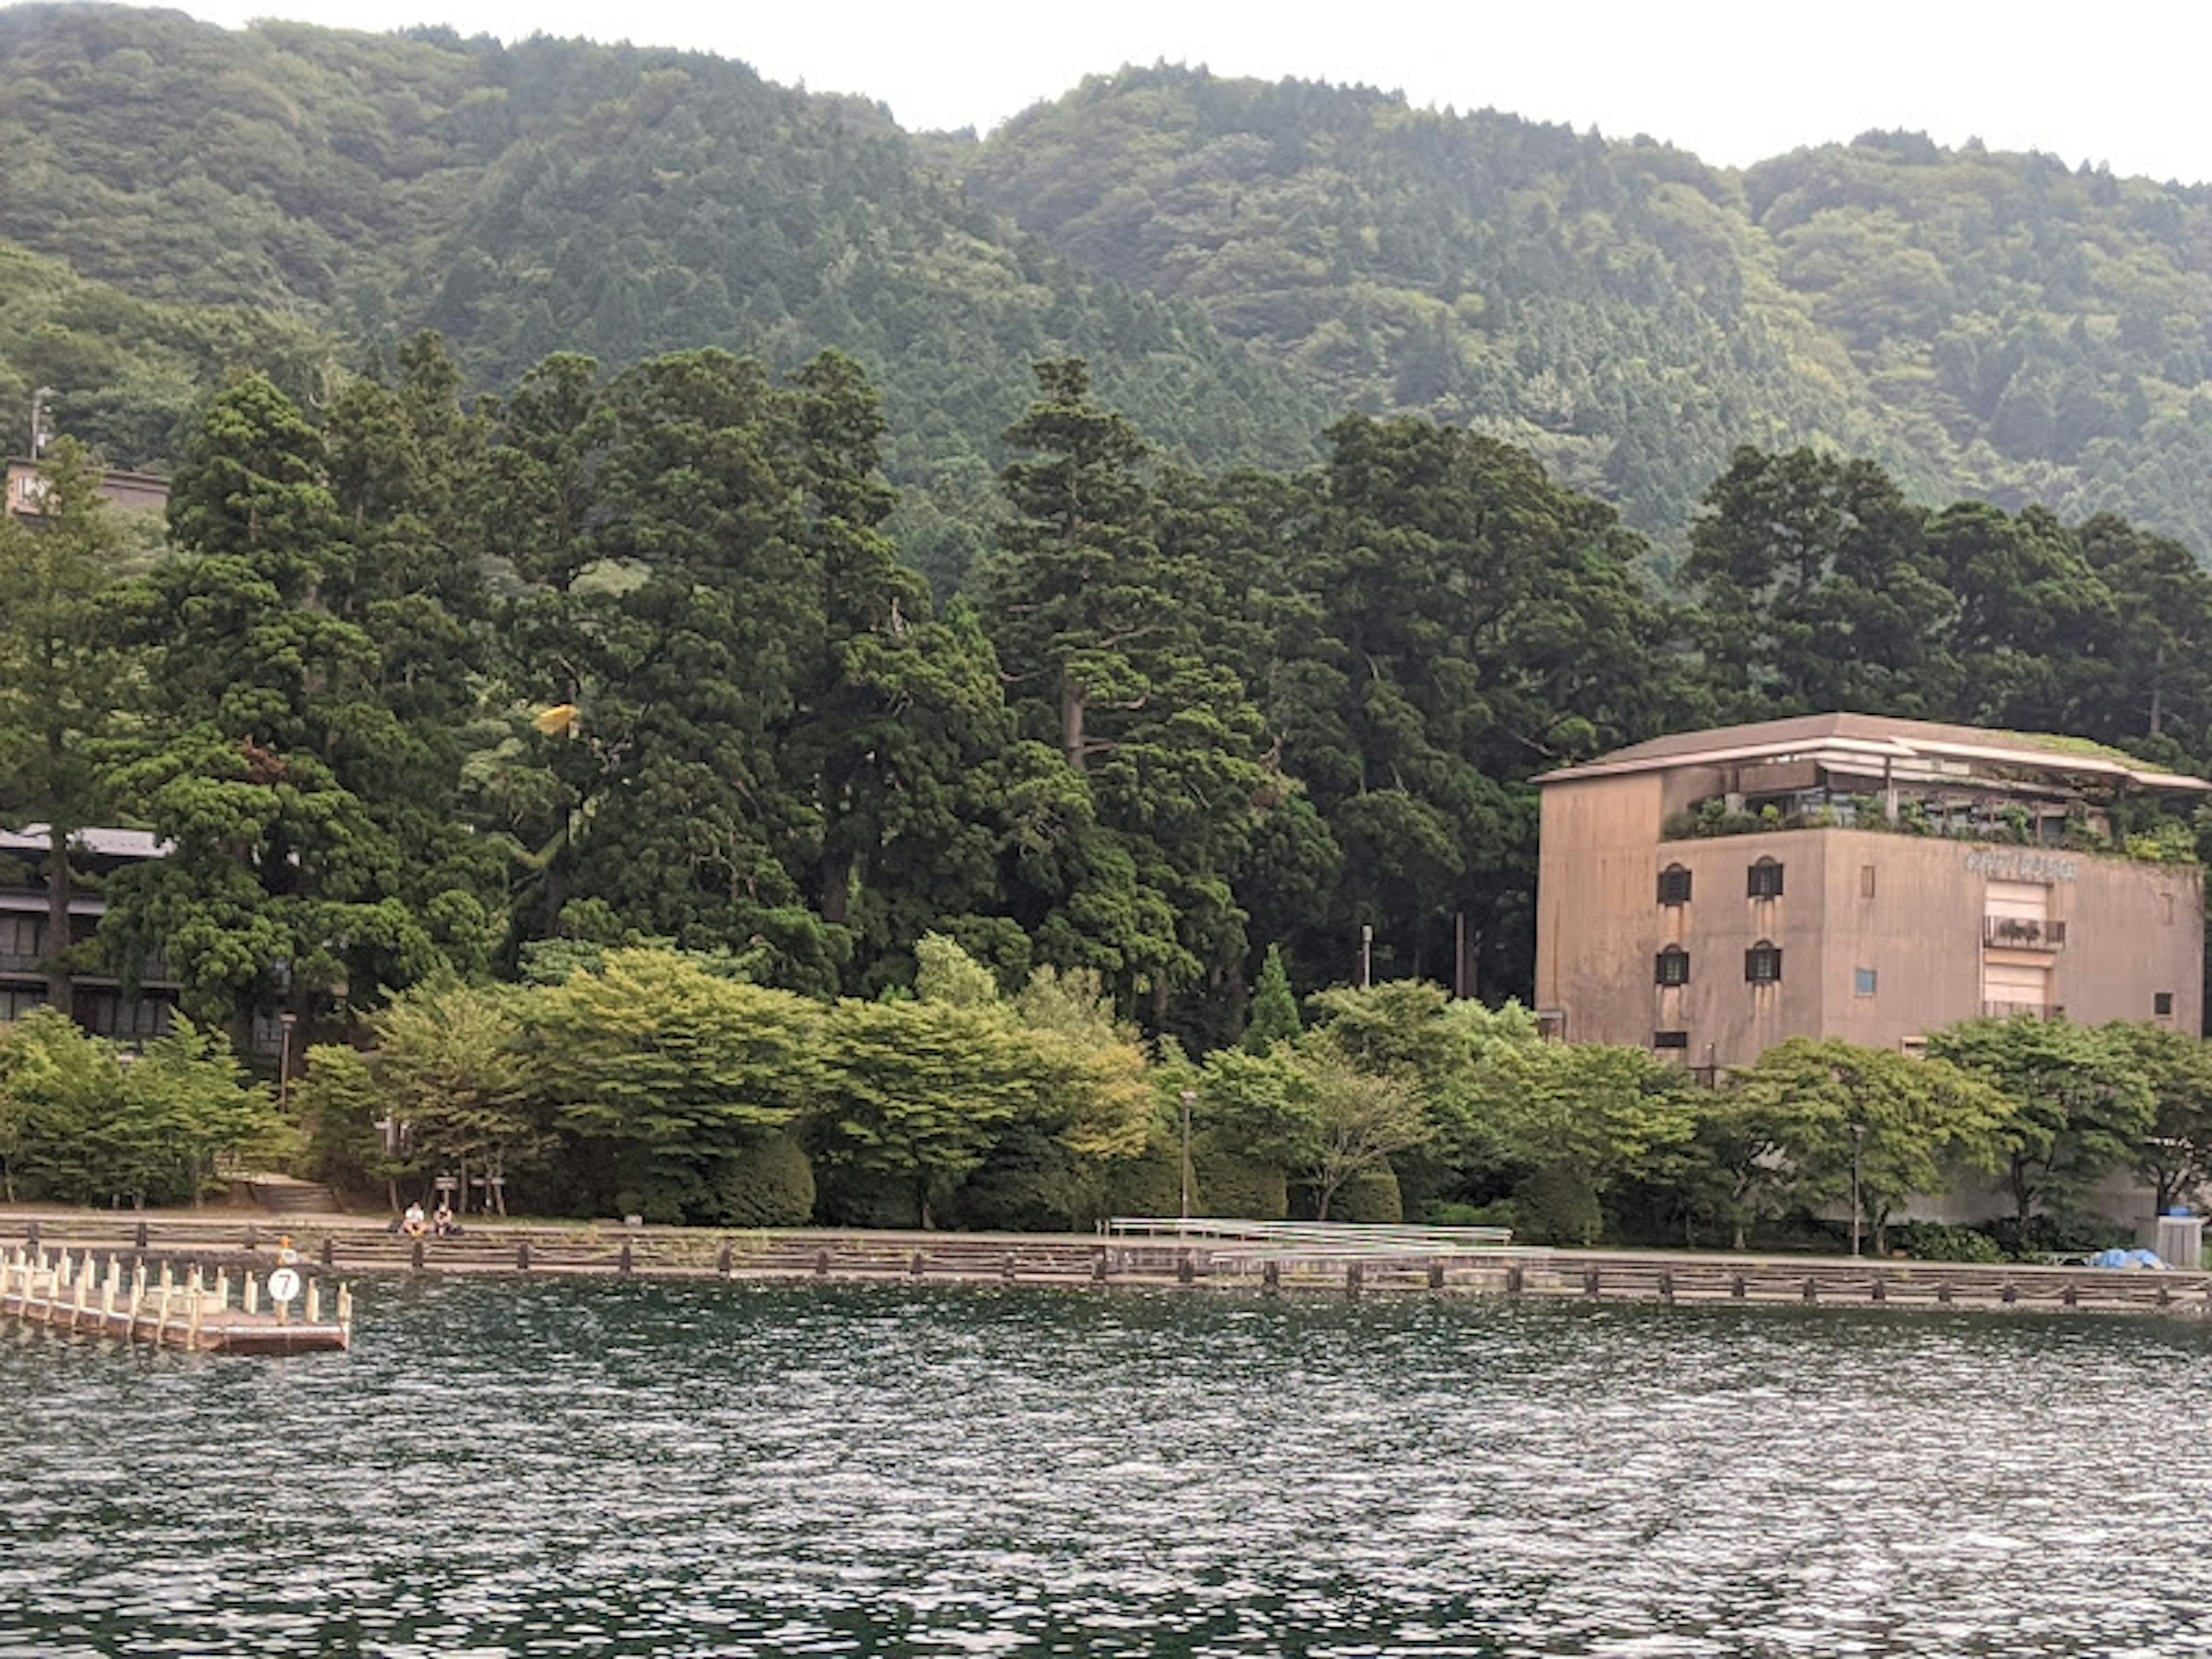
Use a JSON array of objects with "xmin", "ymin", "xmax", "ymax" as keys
[
  {"xmin": 5, "ymin": 457, "xmax": 169, "ymax": 521},
  {"xmin": 1533, "ymin": 714, "xmax": 2207, "ymax": 1071},
  {"xmin": 0, "ymin": 826, "xmax": 181, "ymax": 1044}
]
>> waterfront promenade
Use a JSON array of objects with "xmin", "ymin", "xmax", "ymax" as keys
[{"xmin": 3, "ymin": 1205, "xmax": 2207, "ymax": 1318}]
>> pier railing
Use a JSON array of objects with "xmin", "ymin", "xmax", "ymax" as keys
[
  {"xmin": 13, "ymin": 1217, "xmax": 2212, "ymax": 1320},
  {"xmin": 1105, "ymin": 1217, "xmax": 1516, "ymax": 1254},
  {"xmin": 0, "ymin": 1244, "xmax": 352, "ymax": 1352}
]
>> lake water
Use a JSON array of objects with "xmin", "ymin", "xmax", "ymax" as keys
[{"xmin": 5, "ymin": 1279, "xmax": 2212, "ymax": 1657}]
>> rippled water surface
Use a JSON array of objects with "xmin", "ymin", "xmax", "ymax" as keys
[{"xmin": 6, "ymin": 1281, "xmax": 2212, "ymax": 1657}]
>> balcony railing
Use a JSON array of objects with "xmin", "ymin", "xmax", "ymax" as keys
[
  {"xmin": 1983, "ymin": 1001, "xmax": 2066, "ymax": 1021},
  {"xmin": 1984, "ymin": 917, "xmax": 2067, "ymax": 950}
]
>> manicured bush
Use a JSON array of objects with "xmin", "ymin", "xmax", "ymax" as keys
[
  {"xmin": 812, "ymin": 1162, "xmax": 922, "ymax": 1229},
  {"xmin": 1892, "ymin": 1221, "xmax": 2005, "ymax": 1263},
  {"xmin": 716, "ymin": 1133, "xmax": 817, "ymax": 1228},
  {"xmin": 1194, "ymin": 1148, "xmax": 1289, "ymax": 1221},
  {"xmin": 1513, "ymin": 1164, "xmax": 1602, "ymax": 1245},
  {"xmin": 1983, "ymin": 1213, "xmax": 2135, "ymax": 1261},
  {"xmin": 1099, "ymin": 1142, "xmax": 1184, "ymax": 1219},
  {"xmin": 1329, "ymin": 1164, "xmax": 1404, "ymax": 1225},
  {"xmin": 950, "ymin": 1123, "xmax": 1094, "ymax": 1232},
  {"xmin": 1420, "ymin": 1198, "xmax": 1517, "ymax": 1232}
]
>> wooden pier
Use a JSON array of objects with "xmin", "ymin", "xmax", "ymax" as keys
[{"xmin": 0, "ymin": 1244, "xmax": 352, "ymax": 1354}]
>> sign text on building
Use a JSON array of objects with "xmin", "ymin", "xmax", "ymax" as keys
[{"xmin": 1964, "ymin": 850, "xmax": 2080, "ymax": 883}]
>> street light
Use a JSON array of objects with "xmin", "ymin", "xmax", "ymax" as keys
[
  {"xmin": 1850, "ymin": 1121, "xmax": 1866, "ymax": 1257},
  {"xmin": 1180, "ymin": 1088, "xmax": 1195, "ymax": 1219},
  {"xmin": 1176, "ymin": 1092, "xmax": 1194, "ymax": 1221},
  {"xmin": 277, "ymin": 1010, "xmax": 297, "ymax": 1114}
]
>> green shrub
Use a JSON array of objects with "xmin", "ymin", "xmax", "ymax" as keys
[
  {"xmin": 1892, "ymin": 1221, "xmax": 2005, "ymax": 1263},
  {"xmin": 1983, "ymin": 1213, "xmax": 2134, "ymax": 1260},
  {"xmin": 1421, "ymin": 1198, "xmax": 1517, "ymax": 1232},
  {"xmin": 1514, "ymin": 1164, "xmax": 1603, "ymax": 1245},
  {"xmin": 1099, "ymin": 1142, "xmax": 1184, "ymax": 1219},
  {"xmin": 811, "ymin": 1164, "xmax": 921, "ymax": 1228},
  {"xmin": 1194, "ymin": 1149, "xmax": 1288, "ymax": 1221},
  {"xmin": 1328, "ymin": 1165, "xmax": 1404, "ymax": 1225},
  {"xmin": 715, "ymin": 1134, "xmax": 816, "ymax": 1228},
  {"xmin": 950, "ymin": 1123, "xmax": 1093, "ymax": 1232}
]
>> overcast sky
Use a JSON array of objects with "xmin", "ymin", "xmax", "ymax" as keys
[{"xmin": 169, "ymin": 0, "xmax": 2212, "ymax": 184}]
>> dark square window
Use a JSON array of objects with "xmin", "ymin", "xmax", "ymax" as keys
[
  {"xmin": 1748, "ymin": 858, "xmax": 1785, "ymax": 899},
  {"xmin": 1855, "ymin": 968, "xmax": 1877, "ymax": 997},
  {"xmin": 1656, "ymin": 946, "xmax": 1691, "ymax": 986},
  {"xmin": 1653, "ymin": 1030, "xmax": 1690, "ymax": 1050},
  {"xmin": 1657, "ymin": 865, "xmax": 1692, "ymax": 906},
  {"xmin": 1745, "ymin": 941, "xmax": 1783, "ymax": 983},
  {"xmin": 2156, "ymin": 991, "xmax": 2175, "ymax": 1017}
]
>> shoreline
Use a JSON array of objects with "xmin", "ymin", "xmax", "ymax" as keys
[{"xmin": 3, "ymin": 1210, "xmax": 2205, "ymax": 1320}]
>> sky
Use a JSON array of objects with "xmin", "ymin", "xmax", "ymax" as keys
[{"xmin": 168, "ymin": 0, "xmax": 2212, "ymax": 184}]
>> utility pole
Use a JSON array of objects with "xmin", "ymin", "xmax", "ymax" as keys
[
  {"xmin": 1850, "ymin": 1122, "xmax": 1866, "ymax": 1257},
  {"xmin": 1359, "ymin": 924, "xmax": 1373, "ymax": 991},
  {"xmin": 1179, "ymin": 1088, "xmax": 1195, "ymax": 1219},
  {"xmin": 29, "ymin": 387, "xmax": 52, "ymax": 457}
]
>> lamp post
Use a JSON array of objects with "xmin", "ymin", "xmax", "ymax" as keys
[
  {"xmin": 276, "ymin": 1010, "xmax": 297, "ymax": 1114},
  {"xmin": 1359, "ymin": 924, "xmax": 1373, "ymax": 991},
  {"xmin": 1180, "ymin": 1088, "xmax": 1195, "ymax": 1219},
  {"xmin": 1850, "ymin": 1121, "xmax": 1866, "ymax": 1258}
]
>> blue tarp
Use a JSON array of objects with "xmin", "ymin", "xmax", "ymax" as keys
[{"xmin": 2090, "ymin": 1247, "xmax": 2167, "ymax": 1270}]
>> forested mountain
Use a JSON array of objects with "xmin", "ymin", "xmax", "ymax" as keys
[
  {"xmin": 965, "ymin": 68, "xmax": 2212, "ymax": 554},
  {"xmin": 0, "ymin": 5, "xmax": 1327, "ymax": 587},
  {"xmin": 8, "ymin": 11, "xmax": 2212, "ymax": 561}
]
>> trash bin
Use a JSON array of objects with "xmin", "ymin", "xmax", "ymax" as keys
[{"xmin": 2156, "ymin": 1210, "xmax": 2203, "ymax": 1270}]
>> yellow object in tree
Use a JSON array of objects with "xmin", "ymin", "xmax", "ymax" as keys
[{"xmin": 533, "ymin": 703, "xmax": 579, "ymax": 737}]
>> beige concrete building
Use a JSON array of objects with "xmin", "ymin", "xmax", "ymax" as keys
[
  {"xmin": 5, "ymin": 457, "xmax": 169, "ymax": 520},
  {"xmin": 1534, "ymin": 714, "xmax": 2207, "ymax": 1071}
]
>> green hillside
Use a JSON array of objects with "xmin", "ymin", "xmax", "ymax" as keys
[
  {"xmin": 7, "ymin": 12, "xmax": 2212, "ymax": 559},
  {"xmin": 964, "ymin": 67, "xmax": 2212, "ymax": 551},
  {"xmin": 0, "ymin": 6, "xmax": 1328, "ymax": 585}
]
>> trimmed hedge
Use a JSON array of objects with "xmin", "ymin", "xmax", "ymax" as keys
[
  {"xmin": 1194, "ymin": 1149, "xmax": 1289, "ymax": 1221},
  {"xmin": 717, "ymin": 1134, "xmax": 817, "ymax": 1228}
]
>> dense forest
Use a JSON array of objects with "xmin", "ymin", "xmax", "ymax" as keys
[
  {"xmin": 5, "ymin": 341, "xmax": 2212, "ymax": 1047},
  {"xmin": 3, "ymin": 352, "xmax": 2210, "ymax": 1245},
  {"xmin": 3, "ymin": 9, "xmax": 2212, "ymax": 1238},
  {"xmin": 9, "ymin": 9, "xmax": 2212, "ymax": 565}
]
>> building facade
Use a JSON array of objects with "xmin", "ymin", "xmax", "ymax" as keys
[
  {"xmin": 0, "ymin": 827, "xmax": 181, "ymax": 1044},
  {"xmin": 1534, "ymin": 715, "xmax": 2207, "ymax": 1070},
  {"xmin": 5, "ymin": 457, "xmax": 169, "ymax": 520}
]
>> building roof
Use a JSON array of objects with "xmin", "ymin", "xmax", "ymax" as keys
[
  {"xmin": 1537, "ymin": 713, "xmax": 2212, "ymax": 794},
  {"xmin": 0, "ymin": 825, "xmax": 171, "ymax": 859}
]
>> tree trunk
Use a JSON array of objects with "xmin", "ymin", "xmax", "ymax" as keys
[
  {"xmin": 44, "ymin": 820, "xmax": 71, "ymax": 1020},
  {"xmin": 819, "ymin": 849, "xmax": 852, "ymax": 925},
  {"xmin": 1060, "ymin": 679, "xmax": 1086, "ymax": 772}
]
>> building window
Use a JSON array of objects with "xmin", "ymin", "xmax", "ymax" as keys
[
  {"xmin": 1653, "ymin": 1030, "xmax": 1689, "ymax": 1050},
  {"xmin": 1657, "ymin": 864, "xmax": 1692, "ymax": 906},
  {"xmin": 2156, "ymin": 992, "xmax": 2176, "ymax": 1017},
  {"xmin": 1861, "ymin": 864, "xmax": 1876, "ymax": 900},
  {"xmin": 0, "ymin": 987, "xmax": 47, "ymax": 1021},
  {"xmin": 1655, "ymin": 946, "xmax": 1691, "ymax": 986},
  {"xmin": 0, "ymin": 914, "xmax": 41, "ymax": 967},
  {"xmin": 1899, "ymin": 1035, "xmax": 1927, "ymax": 1059},
  {"xmin": 1745, "ymin": 941, "xmax": 1783, "ymax": 983},
  {"xmin": 1855, "ymin": 968, "xmax": 1877, "ymax": 997},
  {"xmin": 1748, "ymin": 858, "xmax": 1784, "ymax": 899}
]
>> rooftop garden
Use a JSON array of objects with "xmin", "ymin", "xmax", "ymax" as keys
[{"xmin": 1660, "ymin": 792, "xmax": 2202, "ymax": 865}]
